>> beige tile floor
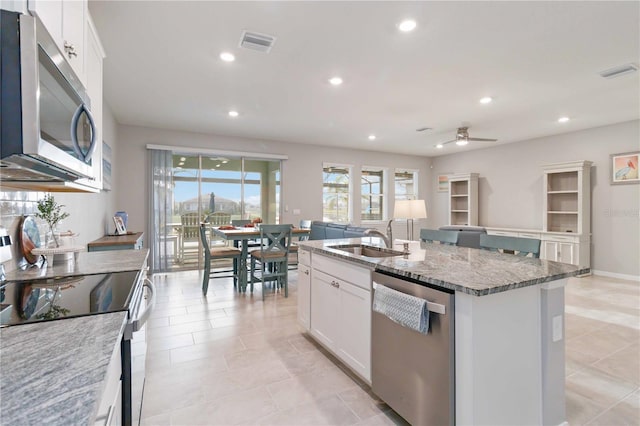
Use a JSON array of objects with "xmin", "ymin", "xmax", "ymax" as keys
[{"xmin": 141, "ymin": 271, "xmax": 639, "ymax": 425}]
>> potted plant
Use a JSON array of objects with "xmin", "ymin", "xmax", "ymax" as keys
[{"xmin": 35, "ymin": 194, "xmax": 70, "ymax": 248}]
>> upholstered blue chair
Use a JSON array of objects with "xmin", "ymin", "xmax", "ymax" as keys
[
  {"xmin": 479, "ymin": 234, "xmax": 541, "ymax": 258},
  {"xmin": 249, "ymin": 224, "xmax": 293, "ymax": 300},
  {"xmin": 420, "ymin": 229, "xmax": 459, "ymax": 245},
  {"xmin": 199, "ymin": 223, "xmax": 242, "ymax": 295}
]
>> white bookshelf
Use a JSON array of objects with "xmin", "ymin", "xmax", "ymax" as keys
[{"xmin": 448, "ymin": 173, "xmax": 479, "ymax": 226}]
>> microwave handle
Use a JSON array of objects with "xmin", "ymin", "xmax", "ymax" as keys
[{"xmin": 70, "ymin": 103, "xmax": 97, "ymax": 163}]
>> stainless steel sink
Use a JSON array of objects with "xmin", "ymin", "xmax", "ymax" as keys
[{"xmin": 328, "ymin": 244, "xmax": 405, "ymax": 258}]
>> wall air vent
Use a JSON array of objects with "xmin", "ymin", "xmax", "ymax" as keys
[
  {"xmin": 239, "ymin": 30, "xmax": 276, "ymax": 53},
  {"xmin": 599, "ymin": 63, "xmax": 638, "ymax": 79}
]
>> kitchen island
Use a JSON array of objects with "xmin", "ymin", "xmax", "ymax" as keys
[
  {"xmin": 298, "ymin": 238, "xmax": 585, "ymax": 426},
  {"xmin": 0, "ymin": 249, "xmax": 149, "ymax": 425}
]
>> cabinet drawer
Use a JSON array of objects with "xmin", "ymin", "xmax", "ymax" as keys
[
  {"xmin": 488, "ymin": 230, "xmax": 519, "ymax": 237},
  {"xmin": 518, "ymin": 233, "xmax": 541, "ymax": 240},
  {"xmin": 299, "ymin": 249, "xmax": 311, "ymax": 266},
  {"xmin": 542, "ymin": 234, "xmax": 579, "ymax": 243},
  {"xmin": 313, "ymin": 254, "xmax": 371, "ymax": 290}
]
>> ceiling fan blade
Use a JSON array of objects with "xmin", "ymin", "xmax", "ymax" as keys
[
  {"xmin": 441, "ymin": 139, "xmax": 458, "ymax": 145},
  {"xmin": 467, "ymin": 137, "xmax": 498, "ymax": 142}
]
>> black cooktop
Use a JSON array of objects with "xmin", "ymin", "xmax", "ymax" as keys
[{"xmin": 0, "ymin": 270, "xmax": 141, "ymax": 327}]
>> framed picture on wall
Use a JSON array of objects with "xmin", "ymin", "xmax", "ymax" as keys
[
  {"xmin": 610, "ymin": 152, "xmax": 639, "ymax": 184},
  {"xmin": 437, "ymin": 174, "xmax": 451, "ymax": 192}
]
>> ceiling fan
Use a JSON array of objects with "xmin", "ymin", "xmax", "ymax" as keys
[{"xmin": 436, "ymin": 126, "xmax": 498, "ymax": 148}]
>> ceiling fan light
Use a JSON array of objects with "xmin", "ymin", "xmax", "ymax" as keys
[{"xmin": 456, "ymin": 140, "xmax": 469, "ymax": 146}]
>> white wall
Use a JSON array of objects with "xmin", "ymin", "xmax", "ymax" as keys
[
  {"xmin": 428, "ymin": 120, "xmax": 640, "ymax": 277},
  {"xmin": 115, "ymin": 124, "xmax": 432, "ymax": 242}
]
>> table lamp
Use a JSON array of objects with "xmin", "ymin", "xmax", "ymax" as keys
[{"xmin": 394, "ymin": 199, "xmax": 427, "ymax": 240}]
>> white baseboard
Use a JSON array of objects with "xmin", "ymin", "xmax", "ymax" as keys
[{"xmin": 592, "ymin": 270, "xmax": 640, "ymax": 282}]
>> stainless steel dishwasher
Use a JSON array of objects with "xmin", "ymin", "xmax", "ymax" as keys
[{"xmin": 371, "ymin": 271, "xmax": 455, "ymax": 426}]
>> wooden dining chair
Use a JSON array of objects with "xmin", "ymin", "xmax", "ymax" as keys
[
  {"xmin": 199, "ymin": 223, "xmax": 242, "ymax": 295},
  {"xmin": 420, "ymin": 229, "xmax": 459, "ymax": 245},
  {"xmin": 180, "ymin": 212, "xmax": 202, "ymax": 263},
  {"xmin": 479, "ymin": 234, "xmax": 541, "ymax": 258},
  {"xmin": 289, "ymin": 219, "xmax": 312, "ymax": 270},
  {"xmin": 249, "ymin": 224, "xmax": 293, "ymax": 300}
]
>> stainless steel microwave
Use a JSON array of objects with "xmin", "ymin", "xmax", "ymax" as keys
[{"xmin": 0, "ymin": 10, "xmax": 96, "ymax": 183}]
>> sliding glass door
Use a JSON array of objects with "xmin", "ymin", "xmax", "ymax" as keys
[{"xmin": 150, "ymin": 150, "xmax": 282, "ymax": 272}]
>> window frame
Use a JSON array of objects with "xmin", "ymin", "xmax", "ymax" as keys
[
  {"xmin": 394, "ymin": 168, "xmax": 419, "ymax": 201},
  {"xmin": 360, "ymin": 165, "xmax": 387, "ymax": 222},
  {"xmin": 322, "ymin": 162, "xmax": 353, "ymax": 224}
]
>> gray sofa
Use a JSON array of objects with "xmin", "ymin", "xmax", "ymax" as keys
[{"xmin": 309, "ymin": 221, "xmax": 370, "ymax": 240}]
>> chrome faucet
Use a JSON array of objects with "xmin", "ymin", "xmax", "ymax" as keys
[{"xmin": 363, "ymin": 228, "xmax": 392, "ymax": 248}]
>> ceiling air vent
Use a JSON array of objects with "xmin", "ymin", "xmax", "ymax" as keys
[
  {"xmin": 239, "ymin": 30, "xmax": 276, "ymax": 53},
  {"xmin": 599, "ymin": 63, "xmax": 638, "ymax": 79}
]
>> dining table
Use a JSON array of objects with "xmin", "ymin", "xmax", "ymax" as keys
[{"xmin": 211, "ymin": 226, "xmax": 310, "ymax": 291}]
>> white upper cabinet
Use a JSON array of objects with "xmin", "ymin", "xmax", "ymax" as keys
[{"xmin": 29, "ymin": 0, "xmax": 87, "ymax": 84}]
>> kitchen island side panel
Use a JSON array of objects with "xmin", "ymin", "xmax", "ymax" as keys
[{"xmin": 455, "ymin": 285, "xmax": 543, "ymax": 425}]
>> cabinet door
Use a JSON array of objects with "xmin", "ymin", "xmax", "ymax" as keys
[
  {"xmin": 310, "ymin": 269, "xmax": 339, "ymax": 350},
  {"xmin": 30, "ymin": 0, "xmax": 64, "ymax": 46},
  {"xmin": 337, "ymin": 280, "xmax": 371, "ymax": 382},
  {"xmin": 297, "ymin": 264, "xmax": 311, "ymax": 331},
  {"xmin": 61, "ymin": 0, "xmax": 86, "ymax": 81},
  {"xmin": 541, "ymin": 240, "xmax": 558, "ymax": 262},
  {"xmin": 558, "ymin": 242, "xmax": 575, "ymax": 265}
]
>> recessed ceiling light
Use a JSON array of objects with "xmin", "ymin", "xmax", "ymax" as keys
[
  {"xmin": 220, "ymin": 52, "xmax": 235, "ymax": 62},
  {"xmin": 368, "ymin": 135, "xmax": 376, "ymax": 141},
  {"xmin": 558, "ymin": 116, "xmax": 570, "ymax": 123},
  {"xmin": 228, "ymin": 110, "xmax": 239, "ymax": 117},
  {"xmin": 329, "ymin": 77, "xmax": 343, "ymax": 86},
  {"xmin": 436, "ymin": 144, "xmax": 444, "ymax": 149},
  {"xmin": 398, "ymin": 20, "xmax": 417, "ymax": 32},
  {"xmin": 479, "ymin": 97, "xmax": 493, "ymax": 104},
  {"xmin": 456, "ymin": 140, "xmax": 469, "ymax": 146}
]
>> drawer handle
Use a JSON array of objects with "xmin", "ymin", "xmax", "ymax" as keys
[
  {"xmin": 330, "ymin": 280, "xmax": 340, "ymax": 288},
  {"xmin": 304, "ymin": 270, "xmax": 309, "ymax": 276}
]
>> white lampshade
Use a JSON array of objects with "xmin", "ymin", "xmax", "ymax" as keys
[{"xmin": 394, "ymin": 199, "xmax": 427, "ymax": 219}]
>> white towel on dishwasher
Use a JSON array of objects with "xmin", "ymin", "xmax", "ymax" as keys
[{"xmin": 372, "ymin": 283, "xmax": 430, "ymax": 334}]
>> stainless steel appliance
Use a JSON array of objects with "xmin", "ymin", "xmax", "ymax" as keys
[
  {"xmin": 0, "ymin": 10, "xmax": 97, "ymax": 185},
  {"xmin": 371, "ymin": 271, "xmax": 455, "ymax": 425},
  {"xmin": 0, "ymin": 269, "xmax": 155, "ymax": 425}
]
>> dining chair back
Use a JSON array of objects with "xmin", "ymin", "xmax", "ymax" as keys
[
  {"xmin": 420, "ymin": 229, "xmax": 459, "ymax": 245},
  {"xmin": 249, "ymin": 224, "xmax": 293, "ymax": 300},
  {"xmin": 180, "ymin": 213, "xmax": 202, "ymax": 263},
  {"xmin": 199, "ymin": 223, "xmax": 242, "ymax": 295},
  {"xmin": 479, "ymin": 234, "xmax": 541, "ymax": 258},
  {"xmin": 207, "ymin": 212, "xmax": 232, "ymax": 226},
  {"xmin": 289, "ymin": 219, "xmax": 312, "ymax": 270}
]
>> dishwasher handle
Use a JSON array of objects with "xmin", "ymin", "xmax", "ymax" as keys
[
  {"xmin": 132, "ymin": 278, "xmax": 156, "ymax": 332},
  {"xmin": 373, "ymin": 282, "xmax": 446, "ymax": 315}
]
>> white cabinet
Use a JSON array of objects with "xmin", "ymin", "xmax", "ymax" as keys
[
  {"xmin": 94, "ymin": 336, "xmax": 122, "ymax": 425},
  {"xmin": 448, "ymin": 173, "xmax": 479, "ymax": 226},
  {"xmin": 297, "ymin": 249, "xmax": 311, "ymax": 331},
  {"xmin": 76, "ymin": 13, "xmax": 105, "ymax": 189},
  {"xmin": 309, "ymin": 254, "xmax": 372, "ymax": 383},
  {"xmin": 29, "ymin": 0, "xmax": 87, "ymax": 83},
  {"xmin": 541, "ymin": 161, "xmax": 592, "ymax": 269}
]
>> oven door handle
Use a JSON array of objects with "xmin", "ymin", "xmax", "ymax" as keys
[{"xmin": 132, "ymin": 278, "xmax": 156, "ymax": 332}]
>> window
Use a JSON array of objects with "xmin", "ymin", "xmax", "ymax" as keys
[
  {"xmin": 323, "ymin": 164, "xmax": 351, "ymax": 223},
  {"xmin": 361, "ymin": 167, "xmax": 384, "ymax": 221},
  {"xmin": 395, "ymin": 169, "xmax": 418, "ymax": 200}
]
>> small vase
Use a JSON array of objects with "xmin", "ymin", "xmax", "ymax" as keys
[{"xmin": 46, "ymin": 228, "xmax": 61, "ymax": 248}]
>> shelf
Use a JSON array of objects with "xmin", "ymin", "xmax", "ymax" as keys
[
  {"xmin": 450, "ymin": 194, "xmax": 469, "ymax": 198},
  {"xmin": 451, "ymin": 210, "xmax": 469, "ymax": 213},
  {"xmin": 547, "ymin": 211, "xmax": 578, "ymax": 215},
  {"xmin": 547, "ymin": 190, "xmax": 578, "ymax": 195}
]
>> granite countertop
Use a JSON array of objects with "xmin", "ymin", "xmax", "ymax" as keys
[
  {"xmin": 0, "ymin": 312, "xmax": 127, "ymax": 425},
  {"xmin": 297, "ymin": 238, "xmax": 588, "ymax": 296},
  {"xmin": 3, "ymin": 249, "xmax": 149, "ymax": 282}
]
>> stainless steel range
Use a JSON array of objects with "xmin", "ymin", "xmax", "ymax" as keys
[{"xmin": 0, "ymin": 269, "xmax": 155, "ymax": 425}]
